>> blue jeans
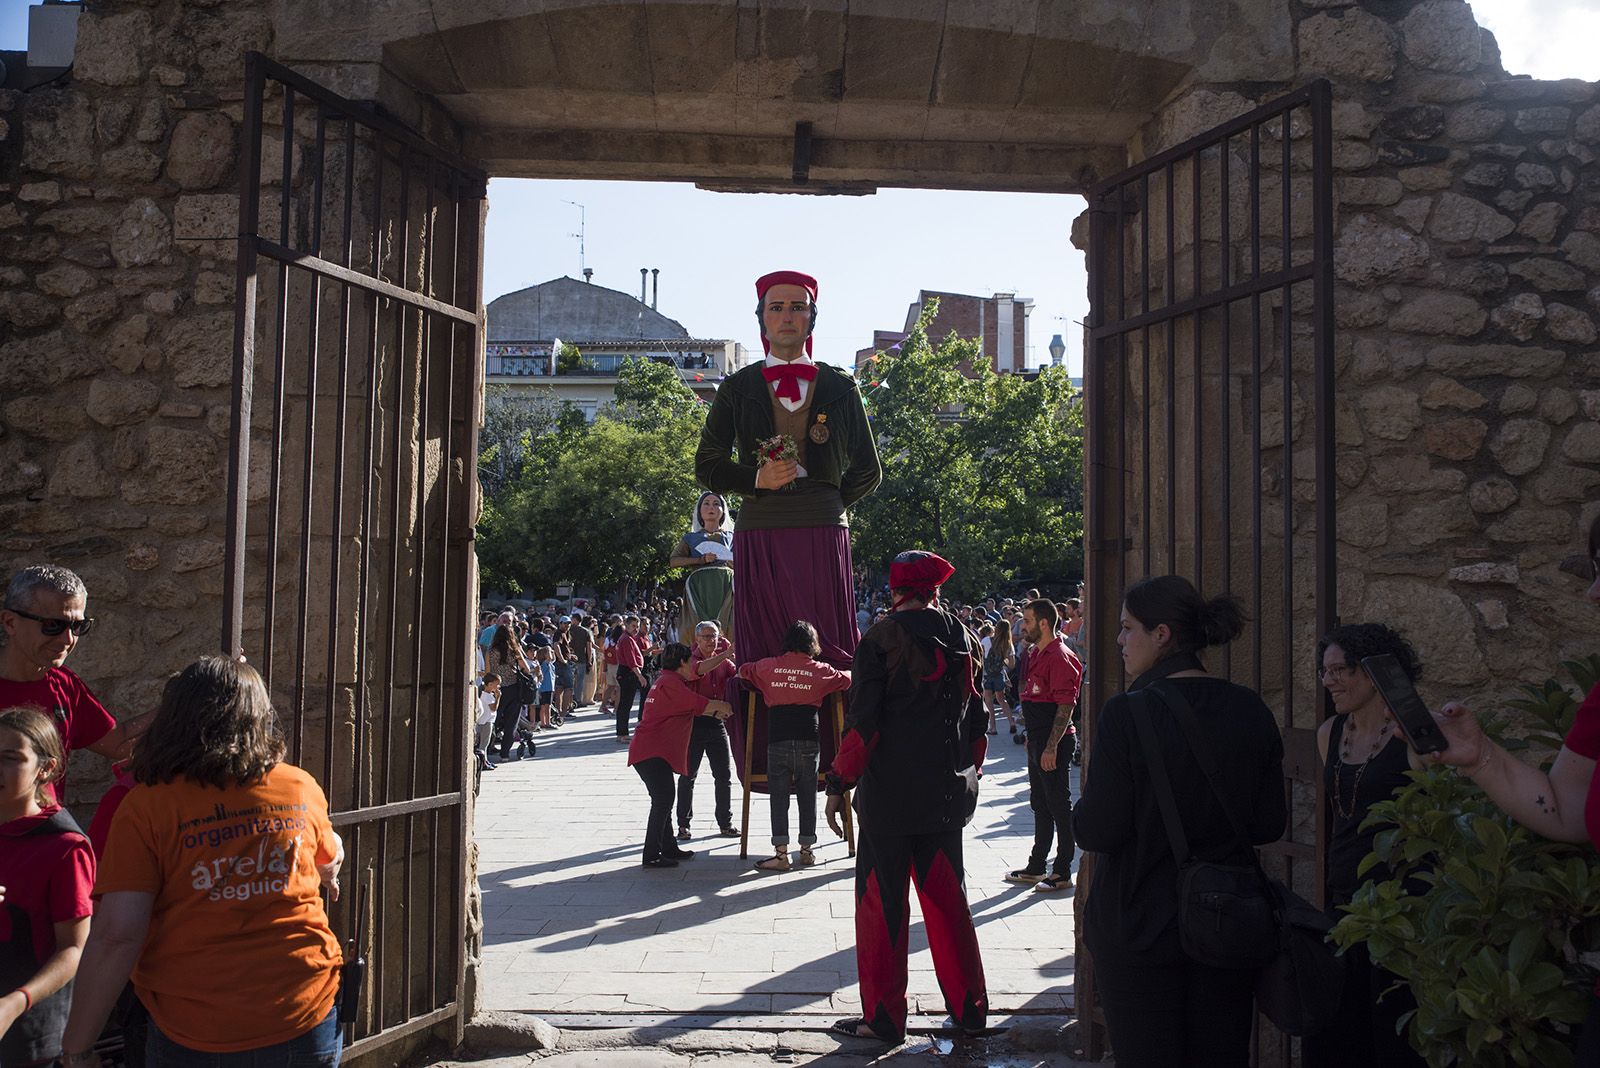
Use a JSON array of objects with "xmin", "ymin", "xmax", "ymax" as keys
[
  {"xmin": 147, "ymin": 1004, "xmax": 340, "ymax": 1067},
  {"xmin": 767, "ymin": 739, "xmax": 820, "ymax": 847}
]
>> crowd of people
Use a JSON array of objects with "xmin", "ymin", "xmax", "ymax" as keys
[{"xmin": 6, "ymin": 506, "xmax": 1600, "ymax": 1066}]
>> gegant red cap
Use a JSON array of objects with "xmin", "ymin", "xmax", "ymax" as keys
[{"xmin": 755, "ymin": 270, "xmax": 819, "ymax": 356}]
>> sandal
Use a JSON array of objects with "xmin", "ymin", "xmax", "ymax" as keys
[
  {"xmin": 1004, "ymin": 868, "xmax": 1045, "ymax": 885},
  {"xmin": 1035, "ymin": 873, "xmax": 1073, "ymax": 893},
  {"xmin": 754, "ymin": 853, "xmax": 791, "ymax": 872},
  {"xmin": 795, "ymin": 846, "xmax": 815, "ymax": 867},
  {"xmin": 831, "ymin": 1017, "xmax": 894, "ymax": 1042}
]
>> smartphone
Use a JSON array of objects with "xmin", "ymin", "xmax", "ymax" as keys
[{"xmin": 1361, "ymin": 654, "xmax": 1448, "ymax": 755}]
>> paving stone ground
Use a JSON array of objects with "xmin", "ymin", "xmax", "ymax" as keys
[{"xmin": 473, "ymin": 700, "xmax": 1081, "ymax": 1025}]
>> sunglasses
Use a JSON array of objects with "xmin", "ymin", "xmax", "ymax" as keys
[{"xmin": 6, "ymin": 607, "xmax": 96, "ymax": 637}]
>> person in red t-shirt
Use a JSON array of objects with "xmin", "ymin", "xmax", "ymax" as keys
[
  {"xmin": 613, "ymin": 616, "xmax": 650, "ymax": 742},
  {"xmin": 737, "ymin": 621, "xmax": 851, "ymax": 872},
  {"xmin": 0, "ymin": 566, "xmax": 150, "ymax": 807},
  {"xmin": 627, "ymin": 644, "xmax": 731, "ymax": 868},
  {"xmin": 0, "ymin": 705, "xmax": 94, "ymax": 1068},
  {"xmin": 1003, "ymin": 598, "xmax": 1082, "ymax": 893},
  {"xmin": 676, "ymin": 622, "xmax": 740, "ymax": 842},
  {"xmin": 1431, "ymin": 512, "xmax": 1600, "ymax": 1056}
]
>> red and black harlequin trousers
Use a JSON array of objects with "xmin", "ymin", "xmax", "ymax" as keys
[{"xmin": 853, "ymin": 823, "xmax": 988, "ymax": 1041}]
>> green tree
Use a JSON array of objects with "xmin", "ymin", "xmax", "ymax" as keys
[
  {"xmin": 850, "ymin": 300, "xmax": 1083, "ymax": 599},
  {"xmin": 555, "ymin": 342, "xmax": 588, "ymax": 374},
  {"xmin": 476, "ymin": 358, "xmax": 706, "ymax": 601}
]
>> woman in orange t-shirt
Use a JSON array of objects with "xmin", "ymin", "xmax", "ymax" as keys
[{"xmin": 58, "ymin": 657, "xmax": 344, "ymax": 1068}]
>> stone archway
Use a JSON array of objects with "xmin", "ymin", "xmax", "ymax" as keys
[{"xmin": 5, "ymin": 1, "xmax": 1600, "ymax": 1063}]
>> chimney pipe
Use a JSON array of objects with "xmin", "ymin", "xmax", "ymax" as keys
[
  {"xmin": 651, "ymin": 268, "xmax": 659, "ymax": 310},
  {"xmin": 583, "ymin": 267, "xmax": 593, "ymax": 283},
  {"xmin": 640, "ymin": 268, "xmax": 648, "ymax": 304}
]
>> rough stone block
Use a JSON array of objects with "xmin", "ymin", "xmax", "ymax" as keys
[
  {"xmin": 111, "ymin": 198, "xmax": 172, "ymax": 268},
  {"xmin": 164, "ymin": 310, "xmax": 235, "ymax": 389},
  {"xmin": 1338, "ymin": 499, "xmax": 1388, "ymax": 548},
  {"xmin": 74, "ymin": 12, "xmax": 154, "ymax": 87},
  {"xmin": 86, "ymin": 379, "xmax": 160, "ymax": 427},
  {"xmin": 1399, "ymin": 0, "xmax": 1483, "ymax": 72},
  {"xmin": 1488, "ymin": 417, "xmax": 1552, "ymax": 475},
  {"xmin": 1476, "ymin": 600, "xmax": 1509, "ymax": 630},
  {"xmin": 100, "ymin": 145, "xmax": 163, "ymax": 183},
  {"xmin": 2, "ymin": 396, "xmax": 89, "ymax": 443},
  {"xmin": 1298, "ymin": 11, "xmax": 1398, "ymax": 83},
  {"xmin": 1533, "ymin": 463, "xmax": 1600, "ymax": 504},
  {"xmin": 0, "ymin": 291, "xmax": 62, "ymax": 329},
  {"xmin": 64, "ymin": 291, "xmax": 122, "ymax": 335},
  {"xmin": 1448, "ymin": 562, "xmax": 1519, "ymax": 583},
  {"xmin": 1491, "ymin": 293, "xmax": 1545, "ymax": 340},
  {"xmin": 464, "ymin": 1011, "xmax": 561, "ymax": 1052},
  {"xmin": 1510, "ymin": 258, "xmax": 1586, "ymax": 291},
  {"xmin": 17, "ymin": 181, "xmax": 62, "ymax": 204},
  {"xmin": 1501, "ymin": 383, "xmax": 1538, "ymax": 413},
  {"xmin": 120, "ymin": 427, "xmax": 222, "ymax": 506},
  {"xmin": 35, "ymin": 264, "xmax": 98, "ymax": 299},
  {"xmin": 1394, "ymin": 292, "xmax": 1488, "ymax": 337},
  {"xmin": 167, "ymin": 112, "xmax": 237, "ymax": 190},
  {"xmin": 1548, "ymin": 303, "xmax": 1598, "ymax": 344},
  {"xmin": 1462, "ymin": 162, "xmax": 1506, "ymax": 188},
  {"xmin": 1428, "ymin": 192, "xmax": 1516, "ymax": 243},
  {"xmin": 1334, "ymin": 214, "xmax": 1428, "ymax": 285},
  {"xmin": 1563, "ymin": 422, "xmax": 1600, "ymax": 462},
  {"xmin": 1563, "ymin": 231, "xmax": 1600, "ymax": 272},
  {"xmin": 1420, "ymin": 378, "xmax": 1487, "ymax": 410},
  {"xmin": 1337, "ymin": 176, "xmax": 1404, "ymax": 206},
  {"xmin": 1469, "ymin": 476, "xmax": 1518, "ymax": 513},
  {"xmin": 1423, "ymin": 416, "xmax": 1487, "ymax": 460},
  {"xmin": 1359, "ymin": 579, "xmax": 1484, "ymax": 683},
  {"xmin": 1540, "ymin": 388, "xmax": 1579, "ymax": 424},
  {"xmin": 1359, "ymin": 386, "xmax": 1422, "ymax": 440},
  {"xmin": 1486, "ymin": 505, "xmax": 1572, "ymax": 543},
  {"xmin": 21, "ymin": 96, "xmax": 97, "ymax": 180},
  {"xmin": 1517, "ymin": 202, "xmax": 1566, "ymax": 244},
  {"xmin": 1446, "ymin": 103, "xmax": 1507, "ymax": 142},
  {"xmin": 1514, "ymin": 162, "xmax": 1558, "ymax": 189},
  {"xmin": 45, "ymin": 439, "xmax": 116, "ymax": 499},
  {"xmin": 1514, "ymin": 106, "xmax": 1572, "ymax": 135}
]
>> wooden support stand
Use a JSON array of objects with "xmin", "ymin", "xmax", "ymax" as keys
[{"xmin": 739, "ymin": 690, "xmax": 855, "ymax": 859}]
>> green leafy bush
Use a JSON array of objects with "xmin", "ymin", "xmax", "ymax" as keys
[{"xmin": 1332, "ymin": 656, "xmax": 1600, "ymax": 1067}]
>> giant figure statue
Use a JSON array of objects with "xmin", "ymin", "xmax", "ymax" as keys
[{"xmin": 695, "ymin": 270, "xmax": 881, "ymax": 776}]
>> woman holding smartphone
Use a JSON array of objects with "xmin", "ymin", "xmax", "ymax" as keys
[{"xmin": 1306, "ymin": 622, "xmax": 1427, "ymax": 1068}]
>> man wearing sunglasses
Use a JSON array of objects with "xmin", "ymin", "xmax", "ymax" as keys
[{"xmin": 0, "ymin": 564, "xmax": 149, "ymax": 805}]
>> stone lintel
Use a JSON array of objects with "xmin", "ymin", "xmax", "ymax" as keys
[{"xmin": 469, "ymin": 129, "xmax": 1122, "ymax": 192}]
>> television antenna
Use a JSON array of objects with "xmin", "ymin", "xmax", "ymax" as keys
[{"xmin": 563, "ymin": 200, "xmax": 586, "ymax": 277}]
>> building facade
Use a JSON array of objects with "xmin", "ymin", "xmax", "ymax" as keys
[
  {"xmin": 855, "ymin": 290, "xmax": 1035, "ymax": 374},
  {"xmin": 486, "ymin": 275, "xmax": 752, "ymax": 415}
]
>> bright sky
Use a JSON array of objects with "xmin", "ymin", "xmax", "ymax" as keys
[{"xmin": 2, "ymin": 0, "xmax": 1593, "ymax": 375}]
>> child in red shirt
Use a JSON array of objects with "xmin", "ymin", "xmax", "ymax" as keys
[
  {"xmin": 627, "ymin": 644, "xmax": 731, "ymax": 868},
  {"xmin": 737, "ymin": 621, "xmax": 851, "ymax": 872},
  {"xmin": 0, "ymin": 705, "xmax": 94, "ymax": 1067}
]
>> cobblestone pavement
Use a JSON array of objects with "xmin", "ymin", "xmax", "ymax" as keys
[{"xmin": 474, "ymin": 700, "xmax": 1081, "ymax": 1026}]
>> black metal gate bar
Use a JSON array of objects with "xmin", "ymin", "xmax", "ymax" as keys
[
  {"xmin": 223, "ymin": 51, "xmax": 486, "ymax": 1060},
  {"xmin": 1078, "ymin": 81, "xmax": 1336, "ymax": 1065}
]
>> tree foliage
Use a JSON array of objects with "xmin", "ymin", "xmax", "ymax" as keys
[
  {"xmin": 849, "ymin": 300, "xmax": 1084, "ymax": 600},
  {"xmin": 1333, "ymin": 655, "xmax": 1600, "ymax": 1068},
  {"xmin": 476, "ymin": 358, "xmax": 706, "ymax": 599}
]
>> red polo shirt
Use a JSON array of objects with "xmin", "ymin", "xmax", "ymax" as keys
[
  {"xmin": 690, "ymin": 640, "xmax": 736, "ymax": 702},
  {"xmin": 615, "ymin": 632, "xmax": 646, "ymax": 672},
  {"xmin": 0, "ymin": 667, "xmax": 117, "ymax": 804},
  {"xmin": 627, "ymin": 671, "xmax": 710, "ymax": 775},
  {"xmin": 1021, "ymin": 636, "xmax": 1082, "ymax": 709}
]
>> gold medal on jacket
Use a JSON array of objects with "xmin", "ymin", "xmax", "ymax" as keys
[{"xmin": 809, "ymin": 412, "xmax": 830, "ymax": 445}]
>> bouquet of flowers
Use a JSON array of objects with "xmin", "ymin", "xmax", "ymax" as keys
[{"xmin": 756, "ymin": 433, "xmax": 798, "ymax": 489}]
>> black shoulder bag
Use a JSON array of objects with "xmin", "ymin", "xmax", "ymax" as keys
[{"xmin": 1130, "ymin": 682, "xmax": 1346, "ymax": 1036}]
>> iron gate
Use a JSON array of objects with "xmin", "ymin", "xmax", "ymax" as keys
[
  {"xmin": 223, "ymin": 53, "xmax": 487, "ymax": 1060},
  {"xmin": 1079, "ymin": 81, "xmax": 1336, "ymax": 1064}
]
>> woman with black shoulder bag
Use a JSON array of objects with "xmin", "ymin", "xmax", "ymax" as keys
[{"xmin": 1072, "ymin": 574, "xmax": 1288, "ymax": 1067}]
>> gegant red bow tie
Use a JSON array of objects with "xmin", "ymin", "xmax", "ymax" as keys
[{"xmin": 762, "ymin": 362, "xmax": 817, "ymax": 403}]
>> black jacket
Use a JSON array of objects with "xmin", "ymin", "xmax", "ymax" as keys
[
  {"xmin": 695, "ymin": 362, "xmax": 881, "ymax": 510},
  {"xmin": 1073, "ymin": 676, "xmax": 1287, "ymax": 964},
  {"xmin": 838, "ymin": 607, "xmax": 987, "ymax": 835}
]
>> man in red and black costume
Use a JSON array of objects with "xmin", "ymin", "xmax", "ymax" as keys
[
  {"xmin": 824, "ymin": 551, "xmax": 989, "ymax": 1044},
  {"xmin": 695, "ymin": 271, "xmax": 881, "ymax": 772}
]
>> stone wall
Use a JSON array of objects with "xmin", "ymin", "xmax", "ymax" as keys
[
  {"xmin": 1, "ymin": 0, "xmax": 274, "ymax": 807},
  {"xmin": 1138, "ymin": 0, "xmax": 1600, "ymax": 712}
]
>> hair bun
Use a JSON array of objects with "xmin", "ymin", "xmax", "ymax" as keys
[{"xmin": 1198, "ymin": 595, "xmax": 1247, "ymax": 646}]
